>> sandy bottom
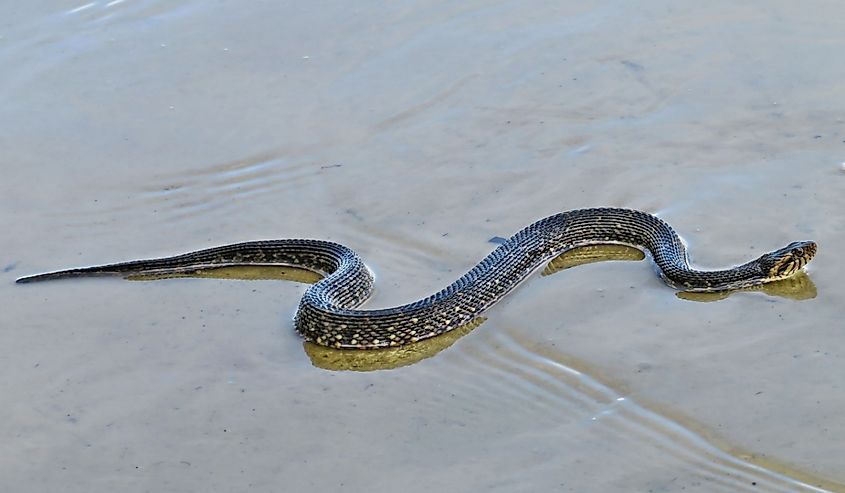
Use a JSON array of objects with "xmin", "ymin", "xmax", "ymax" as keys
[{"xmin": 2, "ymin": 1, "xmax": 844, "ymax": 491}]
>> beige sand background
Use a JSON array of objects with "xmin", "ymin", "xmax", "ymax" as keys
[{"xmin": 2, "ymin": 1, "xmax": 844, "ymax": 491}]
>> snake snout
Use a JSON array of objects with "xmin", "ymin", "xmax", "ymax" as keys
[{"xmin": 788, "ymin": 240, "xmax": 817, "ymax": 262}]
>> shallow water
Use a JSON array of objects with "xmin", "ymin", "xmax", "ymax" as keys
[{"xmin": 2, "ymin": 1, "xmax": 844, "ymax": 491}]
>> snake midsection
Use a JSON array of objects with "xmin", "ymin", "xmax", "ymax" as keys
[{"xmin": 16, "ymin": 208, "xmax": 816, "ymax": 349}]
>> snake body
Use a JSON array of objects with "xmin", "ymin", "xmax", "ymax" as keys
[{"xmin": 16, "ymin": 208, "xmax": 816, "ymax": 349}]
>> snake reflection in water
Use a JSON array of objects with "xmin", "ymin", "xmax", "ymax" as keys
[{"xmin": 16, "ymin": 208, "xmax": 817, "ymax": 349}]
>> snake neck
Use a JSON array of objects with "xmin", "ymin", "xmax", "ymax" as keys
[{"xmin": 534, "ymin": 208, "xmax": 769, "ymax": 291}]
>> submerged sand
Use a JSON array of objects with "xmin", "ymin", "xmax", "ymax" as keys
[{"xmin": 2, "ymin": 1, "xmax": 844, "ymax": 491}]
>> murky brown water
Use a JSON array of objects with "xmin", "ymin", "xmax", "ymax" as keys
[{"xmin": 2, "ymin": 1, "xmax": 844, "ymax": 491}]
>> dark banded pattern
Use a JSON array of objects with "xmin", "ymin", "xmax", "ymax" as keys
[{"xmin": 16, "ymin": 208, "xmax": 816, "ymax": 348}]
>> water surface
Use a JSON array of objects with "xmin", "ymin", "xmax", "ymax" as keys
[{"xmin": 2, "ymin": 1, "xmax": 844, "ymax": 491}]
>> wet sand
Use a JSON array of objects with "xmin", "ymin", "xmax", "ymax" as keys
[{"xmin": 2, "ymin": 1, "xmax": 844, "ymax": 491}]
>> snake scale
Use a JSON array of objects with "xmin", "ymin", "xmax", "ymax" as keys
[{"xmin": 16, "ymin": 208, "xmax": 816, "ymax": 349}]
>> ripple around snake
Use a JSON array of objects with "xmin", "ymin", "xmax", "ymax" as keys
[
  {"xmin": 50, "ymin": 152, "xmax": 329, "ymax": 228},
  {"xmin": 137, "ymin": 154, "xmax": 319, "ymax": 221},
  {"xmin": 431, "ymin": 329, "xmax": 838, "ymax": 493}
]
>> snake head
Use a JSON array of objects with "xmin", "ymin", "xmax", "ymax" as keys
[{"xmin": 758, "ymin": 241, "xmax": 817, "ymax": 281}]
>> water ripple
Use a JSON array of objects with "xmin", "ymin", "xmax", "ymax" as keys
[
  {"xmin": 49, "ymin": 151, "xmax": 334, "ymax": 228},
  {"xmin": 436, "ymin": 329, "xmax": 838, "ymax": 492},
  {"xmin": 136, "ymin": 153, "xmax": 316, "ymax": 219}
]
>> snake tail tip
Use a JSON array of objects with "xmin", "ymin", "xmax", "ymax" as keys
[
  {"xmin": 16, "ymin": 274, "xmax": 43, "ymax": 284},
  {"xmin": 15, "ymin": 272, "xmax": 65, "ymax": 284}
]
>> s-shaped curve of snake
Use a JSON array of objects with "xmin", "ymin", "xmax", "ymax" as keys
[{"xmin": 16, "ymin": 208, "xmax": 816, "ymax": 349}]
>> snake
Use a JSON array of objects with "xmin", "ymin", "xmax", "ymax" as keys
[{"xmin": 16, "ymin": 208, "xmax": 816, "ymax": 349}]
